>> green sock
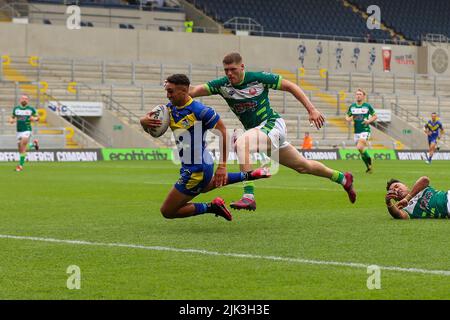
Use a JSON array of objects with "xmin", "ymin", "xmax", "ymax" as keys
[
  {"xmin": 361, "ymin": 150, "xmax": 371, "ymax": 168},
  {"xmin": 243, "ymin": 181, "xmax": 255, "ymax": 196},
  {"xmin": 27, "ymin": 142, "xmax": 34, "ymax": 150},
  {"xmin": 330, "ymin": 170, "xmax": 345, "ymax": 185},
  {"xmin": 19, "ymin": 153, "xmax": 26, "ymax": 166}
]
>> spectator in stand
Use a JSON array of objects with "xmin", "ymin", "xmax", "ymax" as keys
[{"xmin": 301, "ymin": 132, "xmax": 313, "ymax": 150}]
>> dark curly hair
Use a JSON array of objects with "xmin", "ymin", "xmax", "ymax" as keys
[
  {"xmin": 386, "ymin": 179, "xmax": 401, "ymax": 191},
  {"xmin": 166, "ymin": 74, "xmax": 190, "ymax": 87}
]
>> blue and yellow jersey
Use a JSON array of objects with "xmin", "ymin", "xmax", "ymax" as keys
[
  {"xmin": 168, "ymin": 97, "xmax": 219, "ymax": 167},
  {"xmin": 425, "ymin": 120, "xmax": 444, "ymax": 138}
]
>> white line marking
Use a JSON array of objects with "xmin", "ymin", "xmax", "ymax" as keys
[{"xmin": 1, "ymin": 234, "xmax": 449, "ymax": 276}]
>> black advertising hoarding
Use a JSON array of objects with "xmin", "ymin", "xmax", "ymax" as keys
[
  {"xmin": 0, "ymin": 149, "xmax": 103, "ymax": 162},
  {"xmin": 396, "ymin": 150, "xmax": 450, "ymax": 160}
]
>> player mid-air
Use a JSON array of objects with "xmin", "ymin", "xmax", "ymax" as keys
[
  {"xmin": 140, "ymin": 74, "xmax": 270, "ymax": 221},
  {"xmin": 189, "ymin": 52, "xmax": 356, "ymax": 211}
]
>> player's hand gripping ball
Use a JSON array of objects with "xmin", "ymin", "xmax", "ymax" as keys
[{"xmin": 141, "ymin": 105, "xmax": 170, "ymax": 138}]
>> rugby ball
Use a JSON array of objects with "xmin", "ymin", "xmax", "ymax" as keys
[{"xmin": 143, "ymin": 105, "xmax": 170, "ymax": 138}]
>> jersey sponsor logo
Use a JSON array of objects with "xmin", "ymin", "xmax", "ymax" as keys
[
  {"xmin": 220, "ymin": 83, "xmax": 265, "ymax": 100},
  {"xmin": 419, "ymin": 190, "xmax": 433, "ymax": 211},
  {"xmin": 232, "ymin": 101, "xmax": 257, "ymax": 114},
  {"xmin": 15, "ymin": 109, "xmax": 33, "ymax": 116},
  {"xmin": 350, "ymin": 107, "xmax": 369, "ymax": 114}
]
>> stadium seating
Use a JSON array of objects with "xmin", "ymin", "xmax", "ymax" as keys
[
  {"xmin": 349, "ymin": 0, "xmax": 450, "ymax": 42},
  {"xmin": 2, "ymin": 56, "xmax": 448, "ymax": 149},
  {"xmin": 185, "ymin": 0, "xmax": 392, "ymax": 41}
]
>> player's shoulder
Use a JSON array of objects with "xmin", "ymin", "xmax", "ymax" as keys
[
  {"xmin": 247, "ymin": 71, "xmax": 280, "ymax": 84},
  {"xmin": 247, "ymin": 70, "xmax": 277, "ymax": 78},
  {"xmin": 190, "ymin": 99, "xmax": 211, "ymax": 114},
  {"xmin": 207, "ymin": 76, "xmax": 228, "ymax": 86}
]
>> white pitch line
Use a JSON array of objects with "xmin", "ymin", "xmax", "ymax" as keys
[{"xmin": 1, "ymin": 234, "xmax": 449, "ymax": 276}]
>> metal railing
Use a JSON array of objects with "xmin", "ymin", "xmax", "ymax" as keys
[
  {"xmin": 223, "ymin": 16, "xmax": 263, "ymax": 32},
  {"xmin": 101, "ymin": 93, "xmax": 142, "ymax": 126},
  {"xmin": 24, "ymin": 0, "xmax": 183, "ymax": 12},
  {"xmin": 421, "ymin": 33, "xmax": 449, "ymax": 44}
]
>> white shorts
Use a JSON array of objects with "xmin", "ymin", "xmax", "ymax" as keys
[
  {"xmin": 256, "ymin": 117, "xmax": 289, "ymax": 150},
  {"xmin": 16, "ymin": 131, "xmax": 32, "ymax": 142},
  {"xmin": 354, "ymin": 132, "xmax": 370, "ymax": 143}
]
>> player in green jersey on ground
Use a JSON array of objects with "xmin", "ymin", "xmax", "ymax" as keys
[
  {"xmin": 345, "ymin": 88, "xmax": 377, "ymax": 173},
  {"xmin": 9, "ymin": 95, "xmax": 40, "ymax": 172},
  {"xmin": 189, "ymin": 52, "xmax": 356, "ymax": 211},
  {"xmin": 385, "ymin": 176, "xmax": 449, "ymax": 219}
]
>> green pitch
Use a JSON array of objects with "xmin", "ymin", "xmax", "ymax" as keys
[{"xmin": 0, "ymin": 160, "xmax": 449, "ymax": 300}]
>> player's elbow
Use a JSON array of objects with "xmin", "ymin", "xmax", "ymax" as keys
[{"xmin": 419, "ymin": 176, "xmax": 430, "ymax": 185}]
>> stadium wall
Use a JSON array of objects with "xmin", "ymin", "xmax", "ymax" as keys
[
  {"xmin": 84, "ymin": 109, "xmax": 160, "ymax": 148},
  {"xmin": 0, "ymin": 23, "xmax": 421, "ymax": 74}
]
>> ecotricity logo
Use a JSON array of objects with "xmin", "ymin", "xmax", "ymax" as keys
[{"xmin": 106, "ymin": 149, "xmax": 171, "ymax": 161}]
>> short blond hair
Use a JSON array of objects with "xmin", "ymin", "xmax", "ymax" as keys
[
  {"xmin": 223, "ymin": 52, "xmax": 243, "ymax": 65},
  {"xmin": 356, "ymin": 88, "xmax": 366, "ymax": 96}
]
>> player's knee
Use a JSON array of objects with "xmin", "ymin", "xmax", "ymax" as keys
[{"xmin": 160, "ymin": 206, "xmax": 175, "ymax": 219}]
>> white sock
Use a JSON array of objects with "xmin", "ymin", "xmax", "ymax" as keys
[{"xmin": 243, "ymin": 193, "xmax": 254, "ymax": 200}]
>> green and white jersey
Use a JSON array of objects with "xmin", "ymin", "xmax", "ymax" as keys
[
  {"xmin": 346, "ymin": 102, "xmax": 376, "ymax": 134},
  {"xmin": 402, "ymin": 186, "xmax": 449, "ymax": 219},
  {"xmin": 205, "ymin": 71, "xmax": 282, "ymax": 130},
  {"xmin": 12, "ymin": 105, "xmax": 37, "ymax": 132}
]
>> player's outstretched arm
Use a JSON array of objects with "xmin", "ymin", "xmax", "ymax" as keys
[
  {"xmin": 189, "ymin": 84, "xmax": 210, "ymax": 98},
  {"xmin": 407, "ymin": 176, "xmax": 430, "ymax": 199},
  {"xmin": 9, "ymin": 116, "xmax": 16, "ymax": 124},
  {"xmin": 280, "ymin": 79, "xmax": 325, "ymax": 129},
  {"xmin": 396, "ymin": 176, "xmax": 430, "ymax": 209},
  {"xmin": 212, "ymin": 118, "xmax": 228, "ymax": 187}
]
